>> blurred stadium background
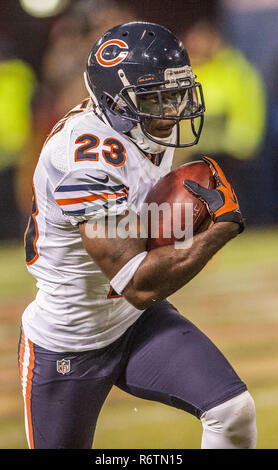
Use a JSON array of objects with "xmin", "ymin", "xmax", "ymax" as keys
[{"xmin": 0, "ymin": 0, "xmax": 278, "ymax": 449}]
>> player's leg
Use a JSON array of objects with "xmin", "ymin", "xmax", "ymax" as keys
[
  {"xmin": 18, "ymin": 327, "xmax": 114, "ymax": 449},
  {"xmin": 115, "ymin": 300, "xmax": 257, "ymax": 449}
]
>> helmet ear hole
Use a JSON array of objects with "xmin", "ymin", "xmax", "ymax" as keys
[
  {"xmin": 122, "ymin": 31, "xmax": 129, "ymax": 37},
  {"xmin": 148, "ymin": 31, "xmax": 155, "ymax": 37}
]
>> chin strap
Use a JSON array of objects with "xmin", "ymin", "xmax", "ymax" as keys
[{"xmin": 129, "ymin": 124, "xmax": 174, "ymax": 154}]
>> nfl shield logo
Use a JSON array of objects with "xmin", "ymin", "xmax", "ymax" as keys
[{"xmin": 57, "ymin": 358, "xmax": 71, "ymax": 375}]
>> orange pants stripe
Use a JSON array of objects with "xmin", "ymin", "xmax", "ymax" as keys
[{"xmin": 19, "ymin": 329, "xmax": 35, "ymax": 449}]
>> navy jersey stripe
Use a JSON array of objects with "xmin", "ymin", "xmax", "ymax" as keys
[{"xmin": 56, "ymin": 183, "xmax": 126, "ymax": 192}]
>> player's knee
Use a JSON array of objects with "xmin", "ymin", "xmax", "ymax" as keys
[{"xmin": 201, "ymin": 391, "xmax": 257, "ymax": 449}]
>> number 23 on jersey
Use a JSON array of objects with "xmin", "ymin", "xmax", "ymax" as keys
[{"xmin": 75, "ymin": 134, "xmax": 126, "ymax": 167}]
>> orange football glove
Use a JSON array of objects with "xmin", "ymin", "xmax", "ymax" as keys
[{"xmin": 184, "ymin": 156, "xmax": 244, "ymax": 233}]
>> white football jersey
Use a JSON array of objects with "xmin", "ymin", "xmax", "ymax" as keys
[{"xmin": 22, "ymin": 99, "xmax": 175, "ymax": 352}]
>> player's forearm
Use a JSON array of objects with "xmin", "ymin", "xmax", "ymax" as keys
[{"xmin": 123, "ymin": 222, "xmax": 239, "ymax": 309}]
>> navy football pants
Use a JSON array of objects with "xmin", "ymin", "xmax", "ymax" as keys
[{"xmin": 18, "ymin": 300, "xmax": 247, "ymax": 449}]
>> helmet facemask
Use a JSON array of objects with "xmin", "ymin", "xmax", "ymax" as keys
[{"xmin": 109, "ymin": 66, "xmax": 205, "ymax": 152}]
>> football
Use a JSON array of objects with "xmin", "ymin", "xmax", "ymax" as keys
[{"xmin": 143, "ymin": 160, "xmax": 216, "ymax": 250}]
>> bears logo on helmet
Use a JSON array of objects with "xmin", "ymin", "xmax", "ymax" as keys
[{"xmin": 95, "ymin": 39, "xmax": 129, "ymax": 67}]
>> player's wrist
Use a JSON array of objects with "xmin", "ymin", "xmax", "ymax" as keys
[
  {"xmin": 213, "ymin": 220, "xmax": 242, "ymax": 237},
  {"xmin": 214, "ymin": 211, "xmax": 245, "ymax": 234}
]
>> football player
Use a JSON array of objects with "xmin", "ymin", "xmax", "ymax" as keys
[{"xmin": 18, "ymin": 22, "xmax": 257, "ymax": 449}]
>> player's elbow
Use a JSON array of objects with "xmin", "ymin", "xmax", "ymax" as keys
[
  {"xmin": 123, "ymin": 286, "xmax": 158, "ymax": 311},
  {"xmin": 121, "ymin": 269, "xmax": 165, "ymax": 310}
]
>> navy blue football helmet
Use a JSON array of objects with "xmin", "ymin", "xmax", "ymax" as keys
[{"xmin": 84, "ymin": 22, "xmax": 205, "ymax": 151}]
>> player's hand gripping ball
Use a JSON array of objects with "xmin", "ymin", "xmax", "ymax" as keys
[
  {"xmin": 144, "ymin": 160, "xmax": 216, "ymax": 250},
  {"xmin": 184, "ymin": 156, "xmax": 244, "ymax": 233}
]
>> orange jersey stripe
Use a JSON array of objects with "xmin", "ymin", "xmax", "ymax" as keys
[{"xmin": 56, "ymin": 189, "xmax": 127, "ymax": 206}]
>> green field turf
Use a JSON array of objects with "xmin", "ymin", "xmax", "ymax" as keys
[{"xmin": 0, "ymin": 226, "xmax": 278, "ymax": 449}]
